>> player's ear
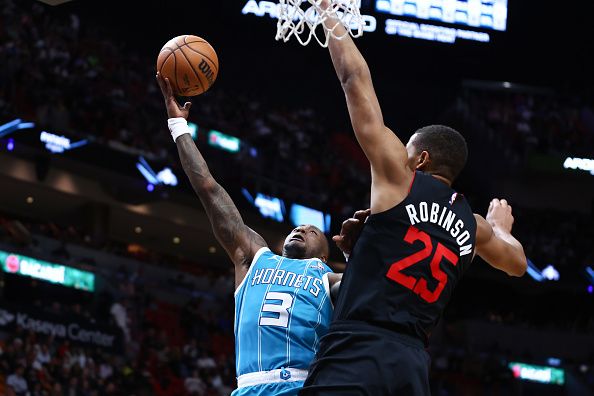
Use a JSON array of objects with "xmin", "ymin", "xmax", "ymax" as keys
[
  {"xmin": 417, "ymin": 150, "xmax": 430, "ymax": 170},
  {"xmin": 320, "ymin": 255, "xmax": 328, "ymax": 263}
]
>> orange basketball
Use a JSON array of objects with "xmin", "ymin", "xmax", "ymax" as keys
[{"xmin": 156, "ymin": 35, "xmax": 219, "ymax": 96}]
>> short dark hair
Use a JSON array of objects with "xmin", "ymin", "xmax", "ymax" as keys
[{"xmin": 412, "ymin": 125, "xmax": 468, "ymax": 181}]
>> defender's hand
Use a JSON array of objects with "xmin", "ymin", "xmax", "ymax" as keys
[
  {"xmin": 156, "ymin": 72, "xmax": 192, "ymax": 119},
  {"xmin": 332, "ymin": 209, "xmax": 371, "ymax": 255},
  {"xmin": 318, "ymin": 0, "xmax": 331, "ymax": 9},
  {"xmin": 486, "ymin": 199, "xmax": 514, "ymax": 233}
]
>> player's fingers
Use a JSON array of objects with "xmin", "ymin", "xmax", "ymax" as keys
[
  {"xmin": 353, "ymin": 209, "xmax": 367, "ymax": 217},
  {"xmin": 500, "ymin": 199, "xmax": 508, "ymax": 207},
  {"xmin": 345, "ymin": 219, "xmax": 361, "ymax": 232},
  {"xmin": 155, "ymin": 73, "xmax": 167, "ymax": 95},
  {"xmin": 354, "ymin": 209, "xmax": 371, "ymax": 221},
  {"xmin": 164, "ymin": 77, "xmax": 174, "ymax": 97},
  {"xmin": 342, "ymin": 218, "xmax": 359, "ymax": 227}
]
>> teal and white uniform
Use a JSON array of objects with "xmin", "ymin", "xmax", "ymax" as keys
[{"xmin": 232, "ymin": 247, "xmax": 334, "ymax": 396}]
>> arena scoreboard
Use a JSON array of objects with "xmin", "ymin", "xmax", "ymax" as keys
[{"xmin": 241, "ymin": 0, "xmax": 508, "ymax": 43}]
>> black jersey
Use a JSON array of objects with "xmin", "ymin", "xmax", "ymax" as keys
[{"xmin": 333, "ymin": 171, "xmax": 477, "ymax": 344}]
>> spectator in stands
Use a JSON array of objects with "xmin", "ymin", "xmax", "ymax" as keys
[
  {"xmin": 184, "ymin": 369, "xmax": 206, "ymax": 395},
  {"xmin": 6, "ymin": 365, "xmax": 28, "ymax": 395}
]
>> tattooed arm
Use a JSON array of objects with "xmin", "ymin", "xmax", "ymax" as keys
[{"xmin": 157, "ymin": 74, "xmax": 267, "ymax": 288}]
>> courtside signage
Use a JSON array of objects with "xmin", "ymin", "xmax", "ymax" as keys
[
  {"xmin": 208, "ymin": 130, "xmax": 241, "ymax": 153},
  {"xmin": 0, "ymin": 249, "xmax": 95, "ymax": 292},
  {"xmin": 509, "ymin": 362, "xmax": 565, "ymax": 385}
]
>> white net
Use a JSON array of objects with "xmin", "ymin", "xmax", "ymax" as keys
[{"xmin": 275, "ymin": 0, "xmax": 365, "ymax": 47}]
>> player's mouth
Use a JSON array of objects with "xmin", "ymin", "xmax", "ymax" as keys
[{"xmin": 290, "ymin": 234, "xmax": 305, "ymax": 242}]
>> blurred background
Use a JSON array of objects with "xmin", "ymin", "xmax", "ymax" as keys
[{"xmin": 0, "ymin": 0, "xmax": 593, "ymax": 395}]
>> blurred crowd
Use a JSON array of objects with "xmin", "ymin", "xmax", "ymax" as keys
[
  {"xmin": 0, "ymin": 0, "xmax": 369, "ymax": 218},
  {"xmin": 1, "ymin": 0, "xmax": 594, "ymax": 395},
  {"xmin": 452, "ymin": 88, "xmax": 594, "ymax": 168},
  {"xmin": 0, "ymin": 317, "xmax": 235, "ymax": 396},
  {"xmin": 2, "ymin": 199, "xmax": 594, "ymax": 395},
  {"xmin": 2, "ymin": 1, "xmax": 592, "ymax": 218}
]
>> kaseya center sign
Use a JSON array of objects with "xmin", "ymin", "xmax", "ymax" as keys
[{"xmin": 0, "ymin": 302, "xmax": 121, "ymax": 351}]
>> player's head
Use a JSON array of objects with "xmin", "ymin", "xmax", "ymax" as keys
[
  {"xmin": 282, "ymin": 225, "xmax": 330, "ymax": 263},
  {"xmin": 406, "ymin": 125, "xmax": 468, "ymax": 183}
]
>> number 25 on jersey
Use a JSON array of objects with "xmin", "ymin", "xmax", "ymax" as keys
[{"xmin": 386, "ymin": 226, "xmax": 459, "ymax": 304}]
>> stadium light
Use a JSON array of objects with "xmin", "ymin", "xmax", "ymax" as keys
[
  {"xmin": 137, "ymin": 157, "xmax": 178, "ymax": 188},
  {"xmin": 525, "ymin": 259, "xmax": 544, "ymax": 282},
  {"xmin": 290, "ymin": 204, "xmax": 331, "ymax": 233}
]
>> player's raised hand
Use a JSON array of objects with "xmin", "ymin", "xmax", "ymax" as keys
[
  {"xmin": 156, "ymin": 72, "xmax": 192, "ymax": 120},
  {"xmin": 333, "ymin": 208, "xmax": 371, "ymax": 255},
  {"xmin": 318, "ymin": 0, "xmax": 331, "ymax": 9},
  {"xmin": 486, "ymin": 198, "xmax": 514, "ymax": 233}
]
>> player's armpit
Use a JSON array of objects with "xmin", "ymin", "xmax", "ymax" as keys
[
  {"xmin": 327, "ymin": 273, "xmax": 343, "ymax": 303},
  {"xmin": 474, "ymin": 214, "xmax": 527, "ymax": 277}
]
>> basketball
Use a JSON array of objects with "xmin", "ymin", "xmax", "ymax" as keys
[{"xmin": 156, "ymin": 35, "xmax": 219, "ymax": 97}]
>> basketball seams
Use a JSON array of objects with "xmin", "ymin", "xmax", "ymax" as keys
[
  {"xmin": 158, "ymin": 52, "xmax": 181, "ymax": 94},
  {"xmin": 183, "ymin": 35, "xmax": 207, "ymax": 46},
  {"xmin": 184, "ymin": 36, "xmax": 219, "ymax": 74},
  {"xmin": 157, "ymin": 49, "xmax": 173, "ymax": 71},
  {"xmin": 158, "ymin": 36, "xmax": 218, "ymax": 96},
  {"xmin": 175, "ymin": 43, "xmax": 206, "ymax": 94},
  {"xmin": 173, "ymin": 52, "xmax": 182, "ymax": 95},
  {"xmin": 182, "ymin": 35, "xmax": 219, "ymax": 74},
  {"xmin": 183, "ymin": 45, "xmax": 219, "ymax": 73}
]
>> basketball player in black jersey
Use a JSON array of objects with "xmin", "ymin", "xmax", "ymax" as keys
[{"xmin": 300, "ymin": 2, "xmax": 528, "ymax": 395}]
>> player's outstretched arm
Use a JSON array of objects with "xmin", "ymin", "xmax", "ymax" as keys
[
  {"xmin": 156, "ymin": 74, "xmax": 267, "ymax": 287},
  {"xmin": 320, "ymin": 0, "xmax": 412, "ymax": 213},
  {"xmin": 475, "ymin": 199, "xmax": 527, "ymax": 277}
]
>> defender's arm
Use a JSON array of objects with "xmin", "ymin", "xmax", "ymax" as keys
[{"xmin": 321, "ymin": 1, "xmax": 413, "ymax": 213}]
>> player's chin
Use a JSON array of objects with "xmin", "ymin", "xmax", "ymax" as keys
[
  {"xmin": 284, "ymin": 240, "xmax": 307, "ymax": 255},
  {"xmin": 285, "ymin": 239, "xmax": 305, "ymax": 249}
]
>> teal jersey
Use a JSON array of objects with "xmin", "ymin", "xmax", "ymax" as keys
[{"xmin": 234, "ymin": 247, "xmax": 334, "ymax": 376}]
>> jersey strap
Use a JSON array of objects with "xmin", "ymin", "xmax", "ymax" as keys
[{"xmin": 237, "ymin": 368, "xmax": 308, "ymax": 388}]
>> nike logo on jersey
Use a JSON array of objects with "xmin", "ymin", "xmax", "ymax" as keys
[{"xmin": 405, "ymin": 202, "xmax": 473, "ymax": 256}]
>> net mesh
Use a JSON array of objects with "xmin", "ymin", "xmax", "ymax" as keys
[{"xmin": 275, "ymin": 0, "xmax": 365, "ymax": 47}]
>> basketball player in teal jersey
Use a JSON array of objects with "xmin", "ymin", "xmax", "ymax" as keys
[{"xmin": 156, "ymin": 73, "xmax": 339, "ymax": 396}]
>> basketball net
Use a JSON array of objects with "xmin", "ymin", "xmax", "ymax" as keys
[{"xmin": 275, "ymin": 0, "xmax": 365, "ymax": 47}]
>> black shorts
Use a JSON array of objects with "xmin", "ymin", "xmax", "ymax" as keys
[{"xmin": 300, "ymin": 321, "xmax": 431, "ymax": 396}]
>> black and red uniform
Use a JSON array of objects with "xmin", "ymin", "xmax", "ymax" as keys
[{"xmin": 302, "ymin": 171, "xmax": 477, "ymax": 396}]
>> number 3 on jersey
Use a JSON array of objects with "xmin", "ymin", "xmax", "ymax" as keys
[
  {"xmin": 386, "ymin": 226, "xmax": 459, "ymax": 303},
  {"xmin": 259, "ymin": 292, "xmax": 294, "ymax": 327}
]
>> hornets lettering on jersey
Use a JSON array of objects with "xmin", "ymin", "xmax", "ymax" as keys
[{"xmin": 232, "ymin": 247, "xmax": 334, "ymax": 396}]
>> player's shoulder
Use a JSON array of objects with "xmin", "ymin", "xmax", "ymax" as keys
[{"xmin": 251, "ymin": 247, "xmax": 276, "ymax": 265}]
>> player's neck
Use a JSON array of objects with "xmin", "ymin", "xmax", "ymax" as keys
[{"xmin": 430, "ymin": 173, "xmax": 452, "ymax": 186}]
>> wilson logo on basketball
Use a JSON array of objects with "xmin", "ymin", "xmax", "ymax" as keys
[
  {"xmin": 6, "ymin": 255, "xmax": 20, "ymax": 273},
  {"xmin": 198, "ymin": 59, "xmax": 215, "ymax": 86}
]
